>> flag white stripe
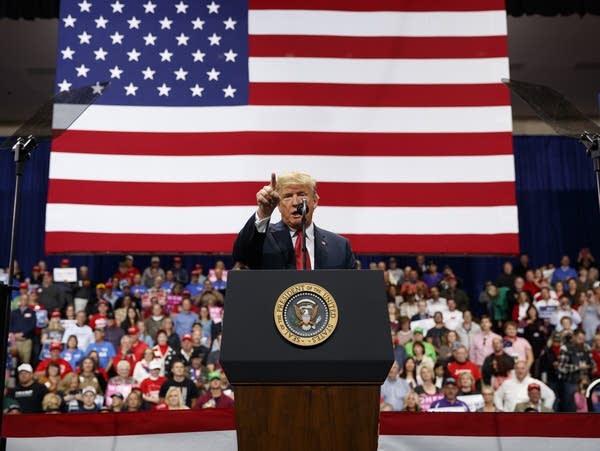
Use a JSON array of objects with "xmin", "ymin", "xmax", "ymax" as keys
[
  {"xmin": 248, "ymin": 57, "xmax": 510, "ymax": 84},
  {"xmin": 249, "ymin": 10, "xmax": 508, "ymax": 37},
  {"xmin": 49, "ymin": 154, "xmax": 515, "ymax": 183},
  {"xmin": 45, "ymin": 205, "xmax": 518, "ymax": 234},
  {"xmin": 53, "ymin": 105, "xmax": 513, "ymax": 133},
  {"xmin": 378, "ymin": 436, "xmax": 600, "ymax": 451}
]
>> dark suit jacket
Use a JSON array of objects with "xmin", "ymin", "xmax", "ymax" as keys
[{"xmin": 232, "ymin": 214, "xmax": 355, "ymax": 270}]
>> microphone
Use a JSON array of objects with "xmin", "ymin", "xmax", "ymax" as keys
[{"xmin": 295, "ymin": 198, "xmax": 309, "ymax": 216}]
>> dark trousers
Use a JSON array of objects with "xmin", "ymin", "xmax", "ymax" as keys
[{"xmin": 558, "ymin": 381, "xmax": 577, "ymax": 412}]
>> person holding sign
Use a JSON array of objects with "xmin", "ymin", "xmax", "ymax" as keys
[{"xmin": 233, "ymin": 172, "xmax": 355, "ymax": 270}]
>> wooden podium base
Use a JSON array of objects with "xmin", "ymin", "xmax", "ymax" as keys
[{"xmin": 233, "ymin": 384, "xmax": 381, "ymax": 451}]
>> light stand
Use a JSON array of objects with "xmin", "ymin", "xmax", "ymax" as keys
[{"xmin": 0, "ymin": 135, "xmax": 37, "ymax": 451}]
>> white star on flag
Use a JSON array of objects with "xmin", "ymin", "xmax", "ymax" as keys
[
  {"xmin": 190, "ymin": 84, "xmax": 204, "ymax": 97},
  {"xmin": 143, "ymin": 1, "xmax": 156, "ymax": 14},
  {"xmin": 159, "ymin": 16, "xmax": 173, "ymax": 29},
  {"xmin": 223, "ymin": 17, "xmax": 236, "ymax": 30},
  {"xmin": 174, "ymin": 67, "xmax": 188, "ymax": 80},
  {"xmin": 142, "ymin": 66, "xmax": 156, "ymax": 80},
  {"xmin": 109, "ymin": 65, "xmax": 123, "ymax": 79},
  {"xmin": 91, "ymin": 81, "xmax": 105, "ymax": 94},
  {"xmin": 78, "ymin": 31, "xmax": 92, "ymax": 44},
  {"xmin": 75, "ymin": 64, "xmax": 90, "ymax": 77},
  {"xmin": 176, "ymin": 33, "xmax": 189, "ymax": 46},
  {"xmin": 175, "ymin": 2, "xmax": 189, "ymax": 14},
  {"xmin": 159, "ymin": 49, "xmax": 174, "ymax": 62},
  {"xmin": 63, "ymin": 14, "xmax": 77, "ymax": 27},
  {"xmin": 192, "ymin": 49, "xmax": 206, "ymax": 62},
  {"xmin": 127, "ymin": 49, "xmax": 141, "ymax": 61},
  {"xmin": 57, "ymin": 79, "xmax": 72, "ymax": 92},
  {"xmin": 224, "ymin": 49, "xmax": 237, "ymax": 62},
  {"xmin": 207, "ymin": 1, "xmax": 220, "ymax": 14},
  {"xmin": 95, "ymin": 15, "xmax": 108, "ymax": 28},
  {"xmin": 128, "ymin": 16, "xmax": 141, "ymax": 29},
  {"xmin": 192, "ymin": 17, "xmax": 205, "ymax": 30},
  {"xmin": 110, "ymin": 31, "xmax": 124, "ymax": 44},
  {"xmin": 143, "ymin": 33, "xmax": 157, "ymax": 46},
  {"xmin": 222, "ymin": 84, "xmax": 236, "ymax": 98},
  {"xmin": 94, "ymin": 47, "xmax": 108, "ymax": 60},
  {"xmin": 78, "ymin": 0, "xmax": 92, "ymax": 13},
  {"xmin": 61, "ymin": 47, "xmax": 75, "ymax": 60},
  {"xmin": 208, "ymin": 33, "xmax": 221, "ymax": 46},
  {"xmin": 124, "ymin": 83, "xmax": 138, "ymax": 96},
  {"xmin": 157, "ymin": 83, "xmax": 171, "ymax": 96},
  {"xmin": 110, "ymin": 1, "xmax": 124, "ymax": 13},
  {"xmin": 206, "ymin": 67, "xmax": 220, "ymax": 81}
]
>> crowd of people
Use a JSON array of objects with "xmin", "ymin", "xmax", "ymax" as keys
[
  {"xmin": 382, "ymin": 251, "xmax": 600, "ymax": 413},
  {"xmin": 3, "ymin": 250, "xmax": 600, "ymax": 415}
]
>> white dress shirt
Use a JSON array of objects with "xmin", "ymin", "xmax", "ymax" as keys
[{"xmin": 255, "ymin": 214, "xmax": 315, "ymax": 269}]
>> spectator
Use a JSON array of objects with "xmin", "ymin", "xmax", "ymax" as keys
[
  {"xmin": 405, "ymin": 328, "xmax": 437, "ymax": 361},
  {"xmin": 440, "ymin": 276, "xmax": 469, "ymax": 312},
  {"xmin": 38, "ymin": 362, "xmax": 62, "ymax": 393},
  {"xmin": 502, "ymin": 321, "xmax": 534, "ymax": 369},
  {"xmin": 62, "ymin": 311, "xmax": 94, "ymax": 351},
  {"xmin": 592, "ymin": 333, "xmax": 600, "ymax": 378},
  {"xmin": 210, "ymin": 266, "xmax": 227, "ymax": 292},
  {"xmin": 410, "ymin": 299, "xmax": 430, "ymax": 322},
  {"xmin": 185, "ymin": 269, "xmax": 205, "ymax": 299},
  {"xmin": 142, "ymin": 256, "xmax": 166, "ymax": 288},
  {"xmin": 42, "ymin": 392, "xmax": 62, "ymax": 413},
  {"xmin": 457, "ymin": 372, "xmax": 478, "ymax": 396},
  {"xmin": 412, "ymin": 342, "xmax": 434, "ymax": 378},
  {"xmin": 137, "ymin": 320, "xmax": 154, "ymax": 347},
  {"xmin": 162, "ymin": 317, "xmax": 181, "ymax": 351},
  {"xmin": 166, "ymin": 334, "xmax": 197, "ymax": 372},
  {"xmin": 140, "ymin": 360, "xmax": 167, "ymax": 408},
  {"xmin": 120, "ymin": 306, "xmax": 141, "ymax": 333},
  {"xmin": 127, "ymin": 326, "xmax": 149, "ymax": 361},
  {"xmin": 144, "ymin": 303, "xmax": 165, "ymax": 342},
  {"xmin": 111, "ymin": 335, "xmax": 137, "ymax": 375},
  {"xmin": 477, "ymin": 386, "xmax": 501, "ymax": 412},
  {"xmin": 152, "ymin": 330, "xmax": 177, "ymax": 375},
  {"xmin": 105, "ymin": 360, "xmax": 136, "ymax": 407},
  {"xmin": 9, "ymin": 293, "xmax": 37, "ymax": 364},
  {"xmin": 84, "ymin": 327, "xmax": 116, "ymax": 371},
  {"xmin": 38, "ymin": 272, "xmax": 68, "ymax": 314},
  {"xmin": 400, "ymin": 357, "xmax": 418, "ymax": 390},
  {"xmin": 104, "ymin": 312, "xmax": 124, "ymax": 352},
  {"xmin": 159, "ymin": 360, "xmax": 199, "ymax": 408},
  {"xmin": 103, "ymin": 282, "xmax": 119, "ymax": 307},
  {"xmin": 426, "ymin": 286, "xmax": 447, "ymax": 316},
  {"xmin": 161, "ymin": 386, "xmax": 190, "ymax": 410},
  {"xmin": 493, "ymin": 360, "xmax": 555, "ymax": 412},
  {"xmin": 130, "ymin": 273, "xmax": 148, "ymax": 301},
  {"xmin": 481, "ymin": 337, "xmax": 515, "ymax": 388},
  {"xmin": 197, "ymin": 305, "xmax": 213, "ymax": 341},
  {"xmin": 35, "ymin": 342, "xmax": 73, "ymax": 379},
  {"xmin": 395, "ymin": 316, "xmax": 412, "ymax": 347},
  {"xmin": 401, "ymin": 391, "xmax": 421, "ymax": 412},
  {"xmin": 133, "ymin": 348, "xmax": 157, "ymax": 383},
  {"xmin": 109, "ymin": 393, "xmax": 125, "ymax": 412},
  {"xmin": 557, "ymin": 329, "xmax": 595, "ymax": 412},
  {"xmin": 415, "ymin": 366, "xmax": 440, "ymax": 398},
  {"xmin": 523, "ymin": 269, "xmax": 541, "ymax": 297},
  {"xmin": 455, "ymin": 310, "xmax": 481, "ymax": 352},
  {"xmin": 400, "ymin": 293, "xmax": 419, "ymax": 319},
  {"xmin": 60, "ymin": 335, "xmax": 84, "ymax": 371},
  {"xmin": 522, "ymin": 305, "xmax": 549, "ymax": 378},
  {"xmin": 89, "ymin": 299, "xmax": 111, "ymax": 330},
  {"xmin": 387, "ymin": 257, "xmax": 404, "ymax": 286},
  {"xmin": 124, "ymin": 389, "xmax": 144, "ymax": 412},
  {"xmin": 161, "ymin": 270, "xmax": 176, "ymax": 293},
  {"xmin": 511, "ymin": 291, "xmax": 531, "ymax": 330},
  {"xmin": 514, "ymin": 254, "xmax": 530, "ymax": 279},
  {"xmin": 171, "ymin": 256, "xmax": 189, "ymax": 285},
  {"xmin": 426, "ymin": 312, "xmax": 449, "ymax": 350},
  {"xmin": 423, "ymin": 261, "xmax": 443, "ymax": 289},
  {"xmin": 447, "ymin": 345, "xmax": 481, "ymax": 385},
  {"xmin": 195, "ymin": 371, "xmax": 234, "ymax": 409},
  {"xmin": 442, "ymin": 299, "xmax": 463, "ymax": 331},
  {"xmin": 13, "ymin": 363, "xmax": 48, "ymax": 413},
  {"xmin": 78, "ymin": 386, "xmax": 100, "ymax": 413},
  {"xmin": 496, "ymin": 262, "xmax": 515, "ymax": 289},
  {"xmin": 514, "ymin": 383, "xmax": 553, "ymax": 412},
  {"xmin": 174, "ymin": 298, "xmax": 199, "ymax": 338},
  {"xmin": 552, "ymin": 255, "xmax": 578, "ymax": 285},
  {"xmin": 59, "ymin": 374, "xmax": 82, "ymax": 413},
  {"xmin": 380, "ymin": 362, "xmax": 410, "ymax": 411},
  {"xmin": 577, "ymin": 248, "xmax": 595, "ymax": 270},
  {"xmin": 39, "ymin": 310, "xmax": 65, "ymax": 360},
  {"xmin": 550, "ymin": 295, "xmax": 582, "ymax": 331},
  {"xmin": 469, "ymin": 315, "xmax": 501, "ymax": 367},
  {"xmin": 429, "ymin": 377, "xmax": 469, "ymax": 412},
  {"xmin": 534, "ymin": 287, "xmax": 560, "ymax": 319}
]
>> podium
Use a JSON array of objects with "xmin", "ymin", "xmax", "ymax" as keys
[{"xmin": 221, "ymin": 270, "xmax": 393, "ymax": 451}]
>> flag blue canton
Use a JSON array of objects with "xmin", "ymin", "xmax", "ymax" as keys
[{"xmin": 55, "ymin": 0, "xmax": 248, "ymax": 106}]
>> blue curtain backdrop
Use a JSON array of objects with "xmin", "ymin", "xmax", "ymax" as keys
[{"xmin": 1, "ymin": 135, "xmax": 599, "ymax": 309}]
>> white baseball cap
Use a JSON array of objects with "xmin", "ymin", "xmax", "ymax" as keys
[{"xmin": 17, "ymin": 363, "xmax": 33, "ymax": 373}]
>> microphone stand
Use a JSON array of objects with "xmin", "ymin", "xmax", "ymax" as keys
[
  {"xmin": 579, "ymin": 131, "xmax": 600, "ymax": 211},
  {"xmin": 300, "ymin": 199, "xmax": 308, "ymax": 270},
  {"xmin": 0, "ymin": 135, "xmax": 37, "ymax": 451}
]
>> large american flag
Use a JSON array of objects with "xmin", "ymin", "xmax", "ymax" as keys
[{"xmin": 47, "ymin": 0, "xmax": 517, "ymax": 254}]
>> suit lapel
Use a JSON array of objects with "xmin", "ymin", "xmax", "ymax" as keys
[
  {"xmin": 313, "ymin": 225, "xmax": 328, "ymax": 269},
  {"xmin": 269, "ymin": 221, "xmax": 295, "ymax": 268}
]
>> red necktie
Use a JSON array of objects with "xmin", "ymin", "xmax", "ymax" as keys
[{"xmin": 295, "ymin": 230, "xmax": 311, "ymax": 270}]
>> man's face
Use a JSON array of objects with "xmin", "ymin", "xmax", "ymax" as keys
[
  {"xmin": 447, "ymin": 299, "xmax": 456, "ymax": 311},
  {"xmin": 515, "ymin": 277, "xmax": 524, "ymax": 290},
  {"xmin": 182, "ymin": 339, "xmax": 193, "ymax": 351},
  {"xmin": 454, "ymin": 348, "xmax": 467, "ymax": 363},
  {"xmin": 443, "ymin": 384, "xmax": 458, "ymax": 401},
  {"xmin": 76, "ymin": 311, "xmax": 87, "ymax": 326},
  {"xmin": 514, "ymin": 362, "xmax": 528, "ymax": 380},
  {"xmin": 417, "ymin": 300, "xmax": 427, "ymax": 313},
  {"xmin": 505, "ymin": 324, "xmax": 517, "ymax": 338},
  {"xmin": 18, "ymin": 371, "xmax": 33, "ymax": 385},
  {"xmin": 528, "ymin": 388, "xmax": 541, "ymax": 404},
  {"xmin": 481, "ymin": 317, "xmax": 492, "ymax": 331},
  {"xmin": 388, "ymin": 362, "xmax": 400, "ymax": 380},
  {"xmin": 210, "ymin": 378, "xmax": 221, "ymax": 389},
  {"xmin": 277, "ymin": 183, "xmax": 318, "ymax": 230},
  {"xmin": 430, "ymin": 287, "xmax": 439, "ymax": 299},
  {"xmin": 561, "ymin": 255, "xmax": 570, "ymax": 267},
  {"xmin": 172, "ymin": 363, "xmax": 185, "ymax": 377},
  {"xmin": 503, "ymin": 262, "xmax": 513, "ymax": 274},
  {"xmin": 574, "ymin": 332, "xmax": 585, "ymax": 345},
  {"xmin": 434, "ymin": 312, "xmax": 443, "ymax": 324},
  {"xmin": 83, "ymin": 391, "xmax": 95, "ymax": 405},
  {"xmin": 492, "ymin": 337, "xmax": 503, "ymax": 352}
]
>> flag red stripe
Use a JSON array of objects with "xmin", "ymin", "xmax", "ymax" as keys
[
  {"xmin": 44, "ymin": 232, "xmax": 519, "ymax": 254},
  {"xmin": 4, "ymin": 409, "xmax": 236, "ymax": 437},
  {"xmin": 379, "ymin": 412, "xmax": 600, "ymax": 437},
  {"xmin": 249, "ymin": 83, "xmax": 511, "ymax": 107},
  {"xmin": 249, "ymin": 36, "xmax": 508, "ymax": 59},
  {"xmin": 249, "ymin": 0, "xmax": 506, "ymax": 12},
  {"xmin": 47, "ymin": 180, "xmax": 516, "ymax": 207},
  {"xmin": 51, "ymin": 131, "xmax": 513, "ymax": 156}
]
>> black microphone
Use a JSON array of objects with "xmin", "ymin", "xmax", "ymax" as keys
[{"xmin": 295, "ymin": 198, "xmax": 309, "ymax": 216}]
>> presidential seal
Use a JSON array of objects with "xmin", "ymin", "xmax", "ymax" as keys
[{"xmin": 274, "ymin": 283, "xmax": 338, "ymax": 347}]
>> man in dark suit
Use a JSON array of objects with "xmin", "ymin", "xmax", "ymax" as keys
[{"xmin": 233, "ymin": 172, "xmax": 355, "ymax": 270}]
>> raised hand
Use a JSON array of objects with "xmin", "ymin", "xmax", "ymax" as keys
[{"xmin": 256, "ymin": 173, "xmax": 280, "ymax": 219}]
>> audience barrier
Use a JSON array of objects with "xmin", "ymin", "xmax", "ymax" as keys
[{"xmin": 4, "ymin": 410, "xmax": 599, "ymax": 451}]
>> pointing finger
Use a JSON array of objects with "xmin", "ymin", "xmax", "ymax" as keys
[{"xmin": 270, "ymin": 173, "xmax": 277, "ymax": 189}]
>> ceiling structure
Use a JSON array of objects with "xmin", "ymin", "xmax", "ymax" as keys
[{"xmin": 0, "ymin": 12, "xmax": 599, "ymax": 134}]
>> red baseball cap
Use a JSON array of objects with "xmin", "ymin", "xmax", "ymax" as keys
[
  {"xmin": 32, "ymin": 265, "xmax": 40, "ymax": 272},
  {"xmin": 105, "ymin": 282, "xmax": 113, "ymax": 288},
  {"xmin": 182, "ymin": 334, "xmax": 192, "ymax": 342},
  {"xmin": 182, "ymin": 290, "xmax": 191, "ymax": 297},
  {"xmin": 60, "ymin": 258, "xmax": 70, "ymax": 265},
  {"xmin": 51, "ymin": 311, "xmax": 61, "ymax": 318},
  {"xmin": 191, "ymin": 269, "xmax": 201, "ymax": 276},
  {"xmin": 527, "ymin": 383, "xmax": 541, "ymax": 392},
  {"xmin": 174, "ymin": 256, "xmax": 182, "ymax": 263},
  {"xmin": 19, "ymin": 282, "xmax": 28, "ymax": 290},
  {"xmin": 50, "ymin": 342, "xmax": 62, "ymax": 351},
  {"xmin": 127, "ymin": 326, "xmax": 139, "ymax": 335}
]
